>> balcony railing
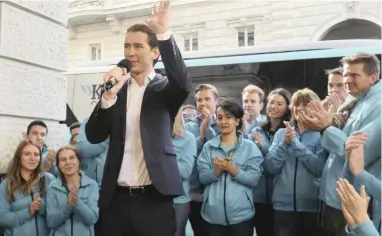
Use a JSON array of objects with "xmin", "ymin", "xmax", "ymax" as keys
[
  {"xmin": 69, "ymin": 0, "xmax": 105, "ymax": 11},
  {"xmin": 69, "ymin": 0, "xmax": 208, "ymax": 14}
]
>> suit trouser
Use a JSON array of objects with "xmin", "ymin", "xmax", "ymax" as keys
[{"xmin": 96, "ymin": 185, "xmax": 175, "ymax": 236}]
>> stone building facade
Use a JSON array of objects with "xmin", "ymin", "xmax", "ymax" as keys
[
  {"xmin": 0, "ymin": 1, "xmax": 68, "ymax": 172},
  {"xmin": 68, "ymin": 0, "xmax": 381, "ymax": 66}
]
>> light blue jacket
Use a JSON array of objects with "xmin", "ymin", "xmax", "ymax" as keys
[
  {"xmin": 185, "ymin": 117, "xmax": 219, "ymax": 198},
  {"xmin": 0, "ymin": 172, "xmax": 56, "ymax": 236},
  {"xmin": 77, "ymin": 117, "xmax": 109, "ymax": 189},
  {"xmin": 264, "ymin": 127, "xmax": 328, "ymax": 212},
  {"xmin": 249, "ymin": 125, "xmax": 273, "ymax": 203},
  {"xmin": 242, "ymin": 114, "xmax": 267, "ymax": 139},
  {"xmin": 46, "ymin": 173, "xmax": 99, "ymax": 236},
  {"xmin": 354, "ymin": 171, "xmax": 381, "ymax": 205},
  {"xmin": 197, "ymin": 134, "xmax": 263, "ymax": 225},
  {"xmin": 346, "ymin": 220, "xmax": 380, "ymax": 236},
  {"xmin": 319, "ymin": 81, "xmax": 381, "ymax": 227},
  {"xmin": 173, "ymin": 130, "xmax": 197, "ymax": 204}
]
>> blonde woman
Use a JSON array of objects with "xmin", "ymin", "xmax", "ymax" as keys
[{"xmin": 173, "ymin": 107, "xmax": 197, "ymax": 236}]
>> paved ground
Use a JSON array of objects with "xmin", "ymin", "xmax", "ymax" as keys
[{"xmin": 185, "ymin": 221, "xmax": 257, "ymax": 236}]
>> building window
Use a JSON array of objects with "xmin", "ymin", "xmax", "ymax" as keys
[
  {"xmin": 237, "ymin": 26, "xmax": 254, "ymax": 47},
  {"xmin": 89, "ymin": 44, "xmax": 102, "ymax": 61},
  {"xmin": 184, "ymin": 34, "xmax": 198, "ymax": 51}
]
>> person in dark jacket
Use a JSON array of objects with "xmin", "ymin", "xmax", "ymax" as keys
[{"xmin": 85, "ymin": 1, "xmax": 191, "ymax": 235}]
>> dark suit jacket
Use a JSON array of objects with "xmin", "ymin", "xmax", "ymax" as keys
[{"xmin": 85, "ymin": 36, "xmax": 191, "ymax": 209}]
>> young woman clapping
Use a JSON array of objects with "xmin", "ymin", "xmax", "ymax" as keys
[{"xmin": 46, "ymin": 146, "xmax": 99, "ymax": 236}]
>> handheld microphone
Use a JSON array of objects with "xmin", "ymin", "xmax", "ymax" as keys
[{"xmin": 104, "ymin": 59, "xmax": 132, "ymax": 91}]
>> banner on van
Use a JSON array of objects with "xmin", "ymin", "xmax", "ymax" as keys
[{"xmin": 81, "ymin": 84, "xmax": 103, "ymax": 105}]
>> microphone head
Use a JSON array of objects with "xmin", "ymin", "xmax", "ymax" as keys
[{"xmin": 117, "ymin": 59, "xmax": 132, "ymax": 72}]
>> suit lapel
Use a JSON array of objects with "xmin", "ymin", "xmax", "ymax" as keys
[
  {"xmin": 146, "ymin": 74, "xmax": 162, "ymax": 90},
  {"xmin": 121, "ymin": 74, "xmax": 160, "ymax": 140}
]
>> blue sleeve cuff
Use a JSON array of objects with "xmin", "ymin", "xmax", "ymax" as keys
[
  {"xmin": 232, "ymin": 169, "xmax": 244, "ymax": 182},
  {"xmin": 205, "ymin": 127, "xmax": 216, "ymax": 141},
  {"xmin": 209, "ymin": 169, "xmax": 219, "ymax": 182},
  {"xmin": 21, "ymin": 207, "xmax": 33, "ymax": 222},
  {"xmin": 354, "ymin": 171, "xmax": 370, "ymax": 186},
  {"xmin": 353, "ymin": 220, "xmax": 380, "ymax": 236},
  {"xmin": 320, "ymin": 126, "xmax": 347, "ymax": 156},
  {"xmin": 289, "ymin": 138, "xmax": 301, "ymax": 150},
  {"xmin": 196, "ymin": 137, "xmax": 204, "ymax": 152},
  {"xmin": 260, "ymin": 142, "xmax": 270, "ymax": 155}
]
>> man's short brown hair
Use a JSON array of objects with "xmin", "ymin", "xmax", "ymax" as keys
[
  {"xmin": 341, "ymin": 53, "xmax": 380, "ymax": 78},
  {"xmin": 69, "ymin": 122, "xmax": 81, "ymax": 132},
  {"xmin": 194, "ymin": 84, "xmax": 219, "ymax": 99},
  {"xmin": 325, "ymin": 67, "xmax": 343, "ymax": 76},
  {"xmin": 181, "ymin": 105, "xmax": 196, "ymax": 111},
  {"xmin": 126, "ymin": 24, "xmax": 158, "ymax": 49},
  {"xmin": 242, "ymin": 84, "xmax": 265, "ymax": 102}
]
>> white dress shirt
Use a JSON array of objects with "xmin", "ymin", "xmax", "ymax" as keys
[
  {"xmin": 99, "ymin": 29, "xmax": 172, "ymax": 187},
  {"xmin": 101, "ymin": 71, "xmax": 155, "ymax": 186}
]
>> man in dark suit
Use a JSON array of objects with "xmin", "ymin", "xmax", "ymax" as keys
[{"xmin": 85, "ymin": 1, "xmax": 191, "ymax": 235}]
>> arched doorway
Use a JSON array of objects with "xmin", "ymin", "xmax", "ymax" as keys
[{"xmin": 320, "ymin": 19, "xmax": 381, "ymax": 40}]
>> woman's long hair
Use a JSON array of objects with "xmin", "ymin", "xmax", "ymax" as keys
[
  {"xmin": 261, "ymin": 88, "xmax": 292, "ymax": 133},
  {"xmin": 55, "ymin": 146, "xmax": 81, "ymax": 189},
  {"xmin": 173, "ymin": 107, "xmax": 186, "ymax": 138},
  {"xmin": 6, "ymin": 140, "xmax": 46, "ymax": 202}
]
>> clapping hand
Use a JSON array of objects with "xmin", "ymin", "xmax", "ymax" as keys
[
  {"xmin": 322, "ymin": 93, "xmax": 343, "ymax": 112},
  {"xmin": 283, "ymin": 121, "xmax": 295, "ymax": 144},
  {"xmin": 345, "ymin": 131, "xmax": 368, "ymax": 176},
  {"xmin": 299, "ymin": 100, "xmax": 332, "ymax": 131},
  {"xmin": 252, "ymin": 132, "xmax": 264, "ymax": 148},
  {"xmin": 199, "ymin": 107, "xmax": 213, "ymax": 142},
  {"xmin": 212, "ymin": 154, "xmax": 238, "ymax": 176},
  {"xmin": 336, "ymin": 179, "xmax": 370, "ymax": 229},
  {"xmin": 29, "ymin": 194, "xmax": 41, "ymax": 215},
  {"xmin": 43, "ymin": 149, "xmax": 56, "ymax": 172},
  {"xmin": 68, "ymin": 186, "xmax": 79, "ymax": 206}
]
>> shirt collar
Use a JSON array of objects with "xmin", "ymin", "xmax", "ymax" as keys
[{"xmin": 127, "ymin": 70, "xmax": 156, "ymax": 84}]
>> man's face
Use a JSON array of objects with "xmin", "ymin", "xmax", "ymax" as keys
[
  {"xmin": 27, "ymin": 125, "xmax": 47, "ymax": 148},
  {"xmin": 328, "ymin": 73, "xmax": 347, "ymax": 100},
  {"xmin": 124, "ymin": 31, "xmax": 159, "ymax": 74},
  {"xmin": 242, "ymin": 92, "xmax": 263, "ymax": 120},
  {"xmin": 70, "ymin": 127, "xmax": 79, "ymax": 136},
  {"xmin": 195, "ymin": 89, "xmax": 217, "ymax": 114},
  {"xmin": 343, "ymin": 63, "xmax": 377, "ymax": 97}
]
